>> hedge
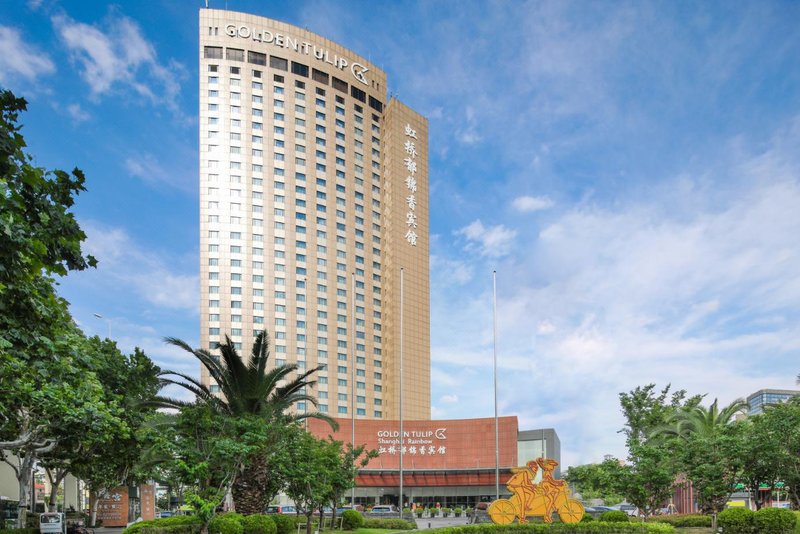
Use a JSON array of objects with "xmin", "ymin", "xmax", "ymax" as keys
[
  {"xmin": 208, "ymin": 514, "xmax": 243, "ymax": 534},
  {"xmin": 754, "ymin": 508, "xmax": 796, "ymax": 534},
  {"xmin": 645, "ymin": 514, "xmax": 711, "ymax": 528},
  {"xmin": 597, "ymin": 512, "xmax": 628, "ymax": 523},
  {"xmin": 426, "ymin": 522, "xmax": 674, "ymax": 533},
  {"xmin": 0, "ymin": 529, "xmax": 39, "ymax": 534},
  {"xmin": 242, "ymin": 515, "xmax": 276, "ymax": 534},
  {"xmin": 362, "ymin": 518, "xmax": 416, "ymax": 529},
  {"xmin": 123, "ymin": 516, "xmax": 202, "ymax": 534},
  {"xmin": 341, "ymin": 510, "xmax": 364, "ymax": 530},
  {"xmin": 269, "ymin": 515, "xmax": 300, "ymax": 534},
  {"xmin": 717, "ymin": 508, "xmax": 754, "ymax": 534}
]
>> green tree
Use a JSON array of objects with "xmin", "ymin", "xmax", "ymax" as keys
[
  {"xmin": 564, "ymin": 457, "xmax": 626, "ymax": 505},
  {"xmin": 616, "ymin": 384, "xmax": 700, "ymax": 518},
  {"xmin": 617, "ymin": 441, "xmax": 678, "ymax": 518},
  {"xmin": 157, "ymin": 332, "xmax": 336, "ymax": 515},
  {"xmin": 67, "ymin": 340, "xmax": 161, "ymax": 526},
  {"xmin": 737, "ymin": 398, "xmax": 800, "ymax": 509},
  {"xmin": 0, "ymin": 88, "xmax": 99, "ymax": 527},
  {"xmin": 0, "ymin": 329, "xmax": 127, "ymax": 527},
  {"xmin": 619, "ymin": 384, "xmax": 702, "ymax": 446},
  {"xmin": 325, "ymin": 440, "xmax": 376, "ymax": 527},
  {"xmin": 283, "ymin": 433, "xmax": 340, "ymax": 534},
  {"xmin": 652, "ymin": 398, "xmax": 747, "ymax": 515},
  {"xmin": 736, "ymin": 415, "xmax": 784, "ymax": 510},
  {"xmin": 0, "ymin": 89, "xmax": 96, "ymax": 353}
]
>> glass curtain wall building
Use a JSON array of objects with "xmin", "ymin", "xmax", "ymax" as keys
[{"xmin": 198, "ymin": 9, "xmax": 430, "ymax": 420}]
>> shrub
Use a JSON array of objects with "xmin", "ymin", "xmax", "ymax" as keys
[
  {"xmin": 123, "ymin": 516, "xmax": 202, "ymax": 534},
  {"xmin": 718, "ymin": 507, "xmax": 755, "ymax": 534},
  {"xmin": 754, "ymin": 508, "xmax": 796, "ymax": 534},
  {"xmin": 208, "ymin": 514, "xmax": 243, "ymax": 534},
  {"xmin": 242, "ymin": 515, "xmax": 276, "ymax": 534},
  {"xmin": 402, "ymin": 507, "xmax": 411, "ymax": 514},
  {"xmin": 340, "ymin": 510, "xmax": 363, "ymax": 530},
  {"xmin": 599, "ymin": 510, "xmax": 629, "ymax": 523},
  {"xmin": 645, "ymin": 514, "xmax": 711, "ymax": 527},
  {"xmin": 455, "ymin": 507, "xmax": 463, "ymax": 516},
  {"xmin": 579, "ymin": 514, "xmax": 594, "ymax": 522},
  {"xmin": 362, "ymin": 518, "xmax": 415, "ymax": 530},
  {"xmin": 0, "ymin": 529, "xmax": 39, "ymax": 534},
  {"xmin": 269, "ymin": 515, "xmax": 295, "ymax": 534},
  {"xmin": 442, "ymin": 507, "xmax": 452, "ymax": 516}
]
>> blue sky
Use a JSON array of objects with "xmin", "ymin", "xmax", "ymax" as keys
[{"xmin": 3, "ymin": 0, "xmax": 800, "ymax": 467}]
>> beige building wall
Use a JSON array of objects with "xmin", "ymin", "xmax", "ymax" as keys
[
  {"xmin": 198, "ymin": 9, "xmax": 429, "ymax": 420},
  {"xmin": 381, "ymin": 100, "xmax": 430, "ymax": 420}
]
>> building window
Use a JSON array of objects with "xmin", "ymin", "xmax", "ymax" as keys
[
  {"xmin": 204, "ymin": 46, "xmax": 223, "ymax": 59},
  {"xmin": 226, "ymin": 48, "xmax": 244, "ymax": 62},
  {"xmin": 270, "ymin": 55, "xmax": 288, "ymax": 71}
]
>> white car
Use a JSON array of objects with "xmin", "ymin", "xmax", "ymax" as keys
[{"xmin": 370, "ymin": 505, "xmax": 398, "ymax": 514}]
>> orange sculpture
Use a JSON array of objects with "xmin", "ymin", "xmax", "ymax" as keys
[{"xmin": 488, "ymin": 457, "xmax": 584, "ymax": 524}]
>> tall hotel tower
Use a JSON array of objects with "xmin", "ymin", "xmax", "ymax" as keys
[{"xmin": 199, "ymin": 10, "xmax": 430, "ymax": 420}]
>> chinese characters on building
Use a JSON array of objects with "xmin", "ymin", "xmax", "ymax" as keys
[
  {"xmin": 378, "ymin": 445, "xmax": 447, "ymax": 455},
  {"xmin": 403, "ymin": 124, "xmax": 419, "ymax": 247}
]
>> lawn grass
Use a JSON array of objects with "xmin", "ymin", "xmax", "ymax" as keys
[{"xmin": 673, "ymin": 529, "xmax": 713, "ymax": 534}]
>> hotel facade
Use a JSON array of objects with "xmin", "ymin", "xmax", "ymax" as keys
[{"xmin": 198, "ymin": 10, "xmax": 430, "ymax": 420}]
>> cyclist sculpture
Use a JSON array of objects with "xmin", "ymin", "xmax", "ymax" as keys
[{"xmin": 488, "ymin": 457, "xmax": 584, "ymax": 524}]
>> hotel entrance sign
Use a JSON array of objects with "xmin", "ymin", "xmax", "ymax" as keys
[{"xmin": 376, "ymin": 427, "xmax": 447, "ymax": 456}]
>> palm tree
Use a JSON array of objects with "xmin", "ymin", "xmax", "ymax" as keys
[
  {"xmin": 157, "ymin": 330, "xmax": 336, "ymax": 515},
  {"xmin": 650, "ymin": 398, "xmax": 747, "ymax": 518},
  {"xmin": 651, "ymin": 398, "xmax": 747, "ymax": 440}
]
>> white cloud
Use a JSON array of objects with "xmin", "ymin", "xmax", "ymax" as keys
[
  {"xmin": 441, "ymin": 394, "xmax": 459, "ymax": 404},
  {"xmin": 78, "ymin": 221, "xmax": 198, "ymax": 312},
  {"xmin": 432, "ymin": 116, "xmax": 800, "ymax": 465},
  {"xmin": 512, "ymin": 195, "xmax": 554, "ymax": 212},
  {"xmin": 457, "ymin": 220, "xmax": 517, "ymax": 257},
  {"xmin": 125, "ymin": 153, "xmax": 193, "ymax": 192},
  {"xmin": 53, "ymin": 13, "xmax": 184, "ymax": 110},
  {"xmin": 430, "ymin": 255, "xmax": 473, "ymax": 285},
  {"xmin": 66, "ymin": 103, "xmax": 90, "ymax": 122},
  {"xmin": 0, "ymin": 25, "xmax": 55, "ymax": 84}
]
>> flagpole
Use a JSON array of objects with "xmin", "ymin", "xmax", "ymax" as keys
[
  {"xmin": 351, "ymin": 272, "xmax": 356, "ymax": 506},
  {"xmin": 493, "ymin": 270, "xmax": 499, "ymax": 500},
  {"xmin": 399, "ymin": 267, "xmax": 405, "ymax": 513}
]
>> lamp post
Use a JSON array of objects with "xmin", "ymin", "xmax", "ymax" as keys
[{"xmin": 93, "ymin": 313, "xmax": 111, "ymax": 339}]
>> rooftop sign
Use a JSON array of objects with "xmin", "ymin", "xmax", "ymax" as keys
[{"xmin": 224, "ymin": 24, "xmax": 370, "ymax": 86}]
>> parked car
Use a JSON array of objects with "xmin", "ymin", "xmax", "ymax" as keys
[
  {"xmin": 159, "ymin": 511, "xmax": 174, "ymax": 518},
  {"xmin": 369, "ymin": 505, "xmax": 398, "ymax": 514},
  {"xmin": 265, "ymin": 505, "xmax": 297, "ymax": 514},
  {"xmin": 614, "ymin": 503, "xmax": 639, "ymax": 517},
  {"xmin": 336, "ymin": 505, "xmax": 364, "ymax": 513}
]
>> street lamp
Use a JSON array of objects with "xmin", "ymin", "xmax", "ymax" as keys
[{"xmin": 93, "ymin": 313, "xmax": 112, "ymax": 339}]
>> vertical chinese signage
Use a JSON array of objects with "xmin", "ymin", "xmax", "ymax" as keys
[
  {"xmin": 92, "ymin": 487, "xmax": 128, "ymax": 527},
  {"xmin": 403, "ymin": 124, "xmax": 418, "ymax": 247},
  {"xmin": 140, "ymin": 485, "xmax": 156, "ymax": 521}
]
